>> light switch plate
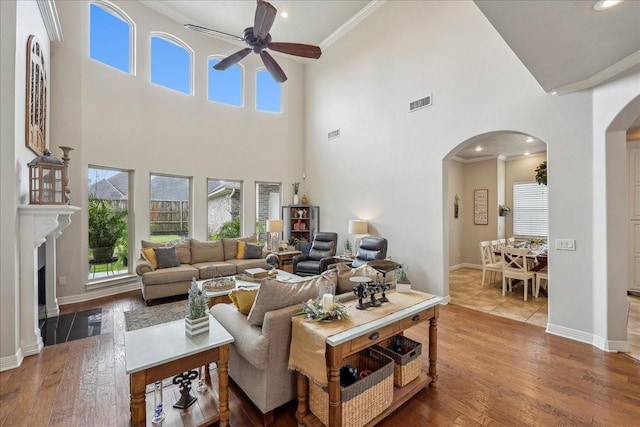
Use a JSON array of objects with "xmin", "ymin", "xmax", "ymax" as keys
[{"xmin": 555, "ymin": 239, "xmax": 576, "ymax": 250}]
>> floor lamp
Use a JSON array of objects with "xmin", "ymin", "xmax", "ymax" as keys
[
  {"xmin": 348, "ymin": 219, "xmax": 368, "ymax": 253},
  {"xmin": 266, "ymin": 219, "xmax": 283, "ymax": 252}
]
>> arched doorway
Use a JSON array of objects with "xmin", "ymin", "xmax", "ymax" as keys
[{"xmin": 444, "ymin": 130, "xmax": 549, "ymax": 324}]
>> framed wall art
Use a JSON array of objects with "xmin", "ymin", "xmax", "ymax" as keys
[
  {"xmin": 474, "ymin": 189, "xmax": 488, "ymax": 225},
  {"xmin": 25, "ymin": 35, "xmax": 47, "ymax": 156}
]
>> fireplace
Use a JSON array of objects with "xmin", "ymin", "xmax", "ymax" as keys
[{"xmin": 18, "ymin": 204, "xmax": 80, "ymax": 356}]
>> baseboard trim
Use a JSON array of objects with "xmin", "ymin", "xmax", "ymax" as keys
[
  {"xmin": 546, "ymin": 323, "xmax": 630, "ymax": 352},
  {"xmin": 441, "ymin": 295, "xmax": 451, "ymax": 305},
  {"xmin": 0, "ymin": 348, "xmax": 24, "ymax": 372},
  {"xmin": 58, "ymin": 282, "xmax": 141, "ymax": 306}
]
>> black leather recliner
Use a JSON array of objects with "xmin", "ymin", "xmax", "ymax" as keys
[
  {"xmin": 293, "ymin": 232, "xmax": 338, "ymax": 276},
  {"xmin": 351, "ymin": 237, "xmax": 388, "ymax": 268}
]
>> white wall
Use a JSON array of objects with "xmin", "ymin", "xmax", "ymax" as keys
[
  {"xmin": 303, "ymin": 0, "xmax": 603, "ymax": 343},
  {"xmin": 0, "ymin": 0, "xmax": 51, "ymax": 366},
  {"xmin": 50, "ymin": 0, "xmax": 306, "ymax": 300}
]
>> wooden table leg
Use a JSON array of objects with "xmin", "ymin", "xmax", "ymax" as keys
[
  {"xmin": 296, "ymin": 373, "xmax": 309, "ymax": 426},
  {"xmin": 218, "ymin": 345, "xmax": 230, "ymax": 427},
  {"xmin": 429, "ymin": 306, "xmax": 439, "ymax": 387},
  {"xmin": 327, "ymin": 346, "xmax": 341, "ymax": 427},
  {"xmin": 130, "ymin": 371, "xmax": 147, "ymax": 427}
]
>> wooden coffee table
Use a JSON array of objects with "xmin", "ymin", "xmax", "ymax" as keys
[{"xmin": 124, "ymin": 316, "xmax": 234, "ymax": 427}]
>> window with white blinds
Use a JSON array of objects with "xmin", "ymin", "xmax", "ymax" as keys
[{"xmin": 513, "ymin": 182, "xmax": 548, "ymax": 238}]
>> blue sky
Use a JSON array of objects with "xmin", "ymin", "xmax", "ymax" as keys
[{"xmin": 90, "ymin": 3, "xmax": 281, "ymax": 111}]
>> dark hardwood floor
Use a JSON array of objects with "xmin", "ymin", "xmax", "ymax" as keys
[{"xmin": 1, "ymin": 290, "xmax": 638, "ymax": 426}]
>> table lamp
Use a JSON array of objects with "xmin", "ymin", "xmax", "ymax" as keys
[
  {"xmin": 348, "ymin": 219, "xmax": 368, "ymax": 253},
  {"xmin": 266, "ymin": 219, "xmax": 283, "ymax": 251}
]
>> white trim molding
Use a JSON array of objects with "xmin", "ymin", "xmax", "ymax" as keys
[
  {"xmin": 546, "ymin": 323, "xmax": 630, "ymax": 353},
  {"xmin": 58, "ymin": 282, "xmax": 140, "ymax": 305},
  {"xmin": 37, "ymin": 0, "xmax": 63, "ymax": 41},
  {"xmin": 0, "ymin": 348, "xmax": 24, "ymax": 372}
]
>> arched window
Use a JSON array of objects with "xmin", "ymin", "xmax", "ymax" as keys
[
  {"xmin": 256, "ymin": 69, "xmax": 281, "ymax": 113},
  {"xmin": 208, "ymin": 57, "xmax": 243, "ymax": 107},
  {"xmin": 89, "ymin": 1, "xmax": 135, "ymax": 74},
  {"xmin": 150, "ymin": 33, "xmax": 193, "ymax": 95}
]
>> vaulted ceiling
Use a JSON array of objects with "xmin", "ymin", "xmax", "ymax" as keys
[{"xmin": 142, "ymin": 0, "xmax": 639, "ymax": 158}]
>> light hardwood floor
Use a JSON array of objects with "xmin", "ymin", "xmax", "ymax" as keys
[
  {"xmin": 450, "ymin": 267, "xmax": 640, "ymax": 362},
  {"xmin": 1, "ymin": 290, "xmax": 639, "ymax": 426}
]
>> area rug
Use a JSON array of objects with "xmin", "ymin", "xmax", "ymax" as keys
[{"xmin": 124, "ymin": 300, "xmax": 188, "ymax": 331}]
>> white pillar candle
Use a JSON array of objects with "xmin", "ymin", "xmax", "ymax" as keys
[{"xmin": 322, "ymin": 293, "xmax": 334, "ymax": 313}]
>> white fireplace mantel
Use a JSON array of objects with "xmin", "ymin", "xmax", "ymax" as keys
[{"xmin": 18, "ymin": 204, "xmax": 80, "ymax": 356}]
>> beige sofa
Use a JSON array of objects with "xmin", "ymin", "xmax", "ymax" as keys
[
  {"xmin": 210, "ymin": 263, "xmax": 395, "ymax": 425},
  {"xmin": 135, "ymin": 236, "xmax": 269, "ymax": 302}
]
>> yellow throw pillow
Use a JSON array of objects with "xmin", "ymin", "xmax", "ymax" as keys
[
  {"xmin": 141, "ymin": 248, "xmax": 158, "ymax": 269},
  {"xmin": 229, "ymin": 289, "xmax": 258, "ymax": 315},
  {"xmin": 236, "ymin": 241, "xmax": 246, "ymax": 260}
]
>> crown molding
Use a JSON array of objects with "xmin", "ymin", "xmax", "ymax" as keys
[
  {"xmin": 320, "ymin": 0, "xmax": 386, "ymax": 51},
  {"xmin": 551, "ymin": 50, "xmax": 640, "ymax": 95},
  {"xmin": 37, "ymin": 0, "xmax": 63, "ymax": 41}
]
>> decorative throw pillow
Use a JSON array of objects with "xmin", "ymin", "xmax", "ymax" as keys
[
  {"xmin": 237, "ymin": 241, "xmax": 247, "ymax": 259},
  {"xmin": 154, "ymin": 246, "xmax": 180, "ymax": 269},
  {"xmin": 141, "ymin": 248, "xmax": 158, "ymax": 269},
  {"xmin": 243, "ymin": 243, "xmax": 263, "ymax": 259},
  {"xmin": 247, "ymin": 269, "xmax": 338, "ymax": 326},
  {"xmin": 228, "ymin": 289, "xmax": 259, "ymax": 315},
  {"xmin": 173, "ymin": 239, "xmax": 191, "ymax": 264}
]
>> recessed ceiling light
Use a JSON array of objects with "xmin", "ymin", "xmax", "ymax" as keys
[
  {"xmin": 475, "ymin": 146, "xmax": 482, "ymax": 152},
  {"xmin": 594, "ymin": 0, "xmax": 624, "ymax": 11},
  {"xmin": 526, "ymin": 137, "xmax": 535, "ymax": 143},
  {"xmin": 280, "ymin": 11, "xmax": 289, "ymax": 18},
  {"xmin": 524, "ymin": 152, "xmax": 531, "ymax": 156}
]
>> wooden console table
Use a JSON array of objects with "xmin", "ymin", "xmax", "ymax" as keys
[
  {"xmin": 275, "ymin": 250, "xmax": 302, "ymax": 273},
  {"xmin": 292, "ymin": 292, "xmax": 443, "ymax": 426},
  {"xmin": 124, "ymin": 317, "xmax": 234, "ymax": 427}
]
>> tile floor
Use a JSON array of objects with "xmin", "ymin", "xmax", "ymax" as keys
[
  {"xmin": 40, "ymin": 308, "xmax": 103, "ymax": 346},
  {"xmin": 449, "ymin": 267, "xmax": 639, "ymax": 361}
]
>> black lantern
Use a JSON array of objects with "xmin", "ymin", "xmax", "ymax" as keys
[{"xmin": 28, "ymin": 149, "xmax": 65, "ymax": 204}]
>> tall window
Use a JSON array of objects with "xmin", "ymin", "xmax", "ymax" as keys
[
  {"xmin": 89, "ymin": 2, "xmax": 133, "ymax": 73},
  {"xmin": 255, "ymin": 182, "xmax": 281, "ymax": 244},
  {"xmin": 208, "ymin": 58, "xmax": 242, "ymax": 106},
  {"xmin": 207, "ymin": 179, "xmax": 242, "ymax": 240},
  {"xmin": 149, "ymin": 174, "xmax": 191, "ymax": 242},
  {"xmin": 150, "ymin": 34, "xmax": 192, "ymax": 95},
  {"xmin": 513, "ymin": 182, "xmax": 548, "ymax": 238},
  {"xmin": 88, "ymin": 167, "xmax": 130, "ymax": 280},
  {"xmin": 256, "ymin": 69, "xmax": 281, "ymax": 113}
]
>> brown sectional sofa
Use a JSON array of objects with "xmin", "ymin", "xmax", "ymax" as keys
[{"xmin": 135, "ymin": 236, "xmax": 269, "ymax": 302}]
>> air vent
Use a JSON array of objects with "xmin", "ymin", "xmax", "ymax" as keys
[
  {"xmin": 409, "ymin": 95, "xmax": 432, "ymax": 112},
  {"xmin": 328, "ymin": 129, "xmax": 340, "ymax": 140}
]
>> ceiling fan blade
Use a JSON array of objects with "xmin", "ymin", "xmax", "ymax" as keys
[
  {"xmin": 214, "ymin": 48, "xmax": 252, "ymax": 70},
  {"xmin": 254, "ymin": 0, "xmax": 277, "ymax": 40},
  {"xmin": 184, "ymin": 24, "xmax": 244, "ymax": 42},
  {"xmin": 268, "ymin": 42, "xmax": 322, "ymax": 59},
  {"xmin": 260, "ymin": 51, "xmax": 287, "ymax": 83}
]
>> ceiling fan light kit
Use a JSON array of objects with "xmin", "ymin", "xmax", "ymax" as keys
[{"xmin": 185, "ymin": 0, "xmax": 322, "ymax": 83}]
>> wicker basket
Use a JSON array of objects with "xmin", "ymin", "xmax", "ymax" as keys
[
  {"xmin": 202, "ymin": 276, "xmax": 236, "ymax": 292},
  {"xmin": 373, "ymin": 335, "xmax": 422, "ymax": 387},
  {"xmin": 309, "ymin": 348, "xmax": 393, "ymax": 427}
]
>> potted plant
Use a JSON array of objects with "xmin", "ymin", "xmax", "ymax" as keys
[
  {"xmin": 88, "ymin": 195, "xmax": 128, "ymax": 262},
  {"xmin": 118, "ymin": 232, "xmax": 129, "ymax": 266},
  {"xmin": 343, "ymin": 239, "xmax": 353, "ymax": 257},
  {"xmin": 397, "ymin": 265, "xmax": 411, "ymax": 292},
  {"xmin": 535, "ymin": 161, "xmax": 547, "ymax": 185},
  {"xmin": 499, "ymin": 205, "xmax": 511, "ymax": 216},
  {"xmin": 288, "ymin": 236, "xmax": 298, "ymax": 250},
  {"xmin": 186, "ymin": 279, "xmax": 209, "ymax": 337}
]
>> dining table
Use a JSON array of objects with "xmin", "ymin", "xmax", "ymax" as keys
[{"xmin": 496, "ymin": 247, "xmax": 548, "ymax": 297}]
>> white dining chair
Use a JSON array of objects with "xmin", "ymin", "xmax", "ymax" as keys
[
  {"xmin": 499, "ymin": 238, "xmax": 507, "ymax": 246},
  {"xmin": 536, "ymin": 267, "xmax": 548, "ymax": 295},
  {"xmin": 501, "ymin": 247, "xmax": 537, "ymax": 301},
  {"xmin": 507, "ymin": 237, "xmax": 515, "ymax": 246},
  {"xmin": 490, "ymin": 240, "xmax": 503, "ymax": 262},
  {"xmin": 480, "ymin": 241, "xmax": 503, "ymax": 287}
]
